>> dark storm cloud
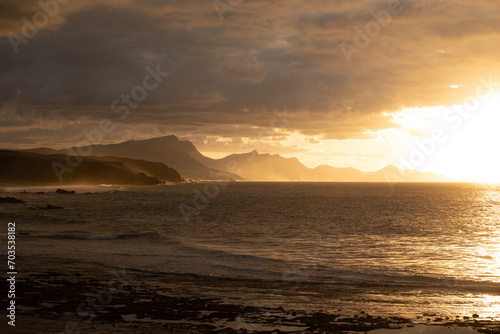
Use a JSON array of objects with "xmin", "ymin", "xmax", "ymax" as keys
[{"xmin": 1, "ymin": 0, "xmax": 500, "ymax": 147}]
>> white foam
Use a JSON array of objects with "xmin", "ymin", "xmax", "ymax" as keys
[{"xmin": 369, "ymin": 325, "xmax": 481, "ymax": 334}]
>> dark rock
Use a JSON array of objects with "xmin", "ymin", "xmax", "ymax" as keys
[
  {"xmin": 472, "ymin": 314, "xmax": 479, "ymax": 318},
  {"xmin": 40, "ymin": 204, "xmax": 63, "ymax": 210},
  {"xmin": 55, "ymin": 189, "xmax": 75, "ymax": 195},
  {"xmin": 0, "ymin": 196, "xmax": 26, "ymax": 204}
]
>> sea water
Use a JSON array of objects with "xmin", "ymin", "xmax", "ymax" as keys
[{"xmin": 2, "ymin": 182, "xmax": 500, "ymax": 320}]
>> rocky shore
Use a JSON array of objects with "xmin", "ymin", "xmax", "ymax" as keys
[{"xmin": 5, "ymin": 257, "xmax": 500, "ymax": 334}]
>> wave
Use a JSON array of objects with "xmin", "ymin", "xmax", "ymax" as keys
[
  {"xmin": 104, "ymin": 241, "xmax": 500, "ymax": 294},
  {"xmin": 82, "ymin": 258, "xmax": 500, "ymax": 296},
  {"xmin": 19, "ymin": 231, "xmax": 167, "ymax": 241},
  {"xmin": 16, "ymin": 238, "xmax": 500, "ymax": 296},
  {"xmin": 14, "ymin": 229, "xmax": 500, "ymax": 296}
]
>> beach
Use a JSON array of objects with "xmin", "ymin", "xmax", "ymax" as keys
[
  {"xmin": 5, "ymin": 256, "xmax": 499, "ymax": 334},
  {"xmin": 4, "ymin": 256, "xmax": 498, "ymax": 334},
  {"xmin": 2, "ymin": 183, "xmax": 500, "ymax": 333}
]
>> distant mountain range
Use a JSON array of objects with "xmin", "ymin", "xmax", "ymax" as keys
[{"xmin": 0, "ymin": 135, "xmax": 453, "ymax": 185}]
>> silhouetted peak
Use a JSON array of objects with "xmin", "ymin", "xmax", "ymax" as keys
[
  {"xmin": 147, "ymin": 135, "xmax": 180, "ymax": 143},
  {"xmin": 377, "ymin": 165, "xmax": 403, "ymax": 173},
  {"xmin": 143, "ymin": 135, "xmax": 199, "ymax": 151}
]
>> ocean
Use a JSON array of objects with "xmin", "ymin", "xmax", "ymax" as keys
[{"xmin": 2, "ymin": 182, "xmax": 500, "ymax": 325}]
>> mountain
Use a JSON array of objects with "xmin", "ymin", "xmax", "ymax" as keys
[
  {"xmin": 200, "ymin": 150, "xmax": 311, "ymax": 181},
  {"xmin": 19, "ymin": 135, "xmax": 453, "ymax": 183},
  {"xmin": 364, "ymin": 165, "xmax": 452, "ymax": 183},
  {"xmin": 88, "ymin": 156, "xmax": 182, "ymax": 183},
  {"xmin": 0, "ymin": 150, "xmax": 165, "ymax": 185},
  {"xmin": 57, "ymin": 136, "xmax": 241, "ymax": 181},
  {"xmin": 309, "ymin": 165, "xmax": 367, "ymax": 181},
  {"xmin": 187, "ymin": 148, "xmax": 368, "ymax": 181},
  {"xmin": 197, "ymin": 150, "xmax": 451, "ymax": 182},
  {"xmin": 22, "ymin": 148, "xmax": 183, "ymax": 183}
]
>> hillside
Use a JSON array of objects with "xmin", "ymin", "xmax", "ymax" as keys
[
  {"xmin": 0, "ymin": 150, "xmax": 167, "ymax": 185},
  {"xmin": 89, "ymin": 156, "xmax": 183, "ymax": 183},
  {"xmin": 59, "ymin": 136, "xmax": 241, "ymax": 181}
]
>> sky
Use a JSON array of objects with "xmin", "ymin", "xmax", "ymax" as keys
[{"xmin": 1, "ymin": 0, "xmax": 500, "ymax": 181}]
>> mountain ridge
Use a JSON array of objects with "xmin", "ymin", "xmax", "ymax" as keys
[{"xmin": 13, "ymin": 135, "xmax": 454, "ymax": 183}]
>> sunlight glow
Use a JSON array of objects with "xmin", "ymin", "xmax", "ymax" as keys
[
  {"xmin": 392, "ymin": 106, "xmax": 445, "ymax": 131},
  {"xmin": 391, "ymin": 93, "xmax": 500, "ymax": 183},
  {"xmin": 452, "ymin": 93, "xmax": 500, "ymax": 182}
]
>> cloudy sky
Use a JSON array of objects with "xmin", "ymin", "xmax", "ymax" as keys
[{"xmin": 1, "ymin": 0, "xmax": 500, "ymax": 180}]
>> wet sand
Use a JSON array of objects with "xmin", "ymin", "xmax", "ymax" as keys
[{"xmin": 3, "ymin": 256, "xmax": 500, "ymax": 334}]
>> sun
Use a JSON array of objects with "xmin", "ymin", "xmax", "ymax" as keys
[
  {"xmin": 392, "ymin": 93, "xmax": 500, "ymax": 183},
  {"xmin": 439, "ymin": 92, "xmax": 500, "ymax": 183}
]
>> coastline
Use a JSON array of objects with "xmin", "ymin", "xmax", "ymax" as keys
[
  {"xmin": 3, "ymin": 183, "xmax": 500, "ymax": 333},
  {"xmin": 6, "ymin": 256, "xmax": 500, "ymax": 334}
]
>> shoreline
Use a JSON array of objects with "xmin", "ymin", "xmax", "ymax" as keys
[
  {"xmin": 1, "ymin": 181, "xmax": 492, "ymax": 189},
  {"xmin": 5, "ymin": 257, "xmax": 500, "ymax": 334}
]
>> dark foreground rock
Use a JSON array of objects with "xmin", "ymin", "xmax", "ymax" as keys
[
  {"xmin": 40, "ymin": 204, "xmax": 63, "ymax": 210},
  {"xmin": 55, "ymin": 188, "xmax": 75, "ymax": 195},
  {"xmin": 0, "ymin": 196, "xmax": 26, "ymax": 204}
]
